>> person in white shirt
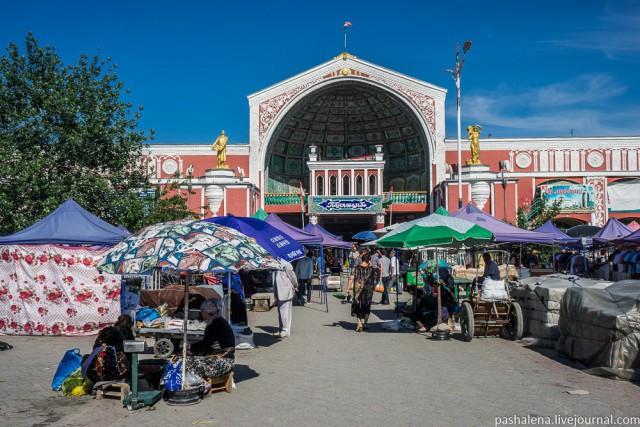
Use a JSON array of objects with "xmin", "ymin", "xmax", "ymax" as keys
[
  {"xmin": 273, "ymin": 259, "xmax": 298, "ymax": 338},
  {"xmin": 390, "ymin": 250, "xmax": 403, "ymax": 295},
  {"xmin": 294, "ymin": 252, "xmax": 314, "ymax": 305}
]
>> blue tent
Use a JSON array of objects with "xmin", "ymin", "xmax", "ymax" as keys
[
  {"xmin": 0, "ymin": 199, "xmax": 130, "ymax": 246},
  {"xmin": 204, "ymin": 214, "xmax": 306, "ymax": 262}
]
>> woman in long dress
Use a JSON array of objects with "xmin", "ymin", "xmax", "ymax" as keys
[
  {"xmin": 348, "ymin": 252, "xmax": 380, "ymax": 332},
  {"xmin": 184, "ymin": 298, "xmax": 235, "ymax": 378}
]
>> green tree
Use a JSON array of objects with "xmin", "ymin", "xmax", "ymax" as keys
[
  {"xmin": 516, "ymin": 197, "xmax": 563, "ymax": 230},
  {"xmin": 0, "ymin": 34, "xmax": 194, "ymax": 235}
]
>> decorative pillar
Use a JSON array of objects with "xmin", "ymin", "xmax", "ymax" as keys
[
  {"xmin": 375, "ymin": 214, "xmax": 385, "ymax": 229},
  {"xmin": 309, "ymin": 214, "xmax": 318, "ymax": 225}
]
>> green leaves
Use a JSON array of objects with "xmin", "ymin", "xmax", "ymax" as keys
[{"xmin": 0, "ymin": 34, "xmax": 193, "ymax": 235}]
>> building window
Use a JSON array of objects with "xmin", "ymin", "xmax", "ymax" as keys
[
  {"xmin": 316, "ymin": 175, "xmax": 324, "ymax": 196},
  {"xmin": 330, "ymin": 175, "xmax": 337, "ymax": 196},
  {"xmin": 356, "ymin": 175, "xmax": 363, "ymax": 195},
  {"xmin": 369, "ymin": 174, "xmax": 376, "ymax": 195},
  {"xmin": 342, "ymin": 175, "xmax": 350, "ymax": 195}
]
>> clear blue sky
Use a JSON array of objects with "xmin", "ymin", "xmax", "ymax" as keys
[{"xmin": 3, "ymin": 0, "xmax": 639, "ymax": 143}]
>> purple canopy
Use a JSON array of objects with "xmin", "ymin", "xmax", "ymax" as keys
[
  {"xmin": 452, "ymin": 204, "xmax": 554, "ymax": 244},
  {"xmin": 204, "ymin": 214, "xmax": 306, "ymax": 262},
  {"xmin": 263, "ymin": 214, "xmax": 322, "ymax": 245},
  {"xmin": 593, "ymin": 218, "xmax": 632, "ymax": 244},
  {"xmin": 304, "ymin": 223, "xmax": 342, "ymax": 240},
  {"xmin": 303, "ymin": 223, "xmax": 353, "ymax": 249},
  {"xmin": 533, "ymin": 220, "xmax": 579, "ymax": 245},
  {"xmin": 614, "ymin": 227, "xmax": 640, "ymax": 245}
]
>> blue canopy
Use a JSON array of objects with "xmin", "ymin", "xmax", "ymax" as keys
[
  {"xmin": 263, "ymin": 214, "xmax": 323, "ymax": 245},
  {"xmin": 352, "ymin": 230, "xmax": 377, "ymax": 241},
  {"xmin": 304, "ymin": 223, "xmax": 343, "ymax": 240},
  {"xmin": 0, "ymin": 199, "xmax": 130, "ymax": 246},
  {"xmin": 204, "ymin": 214, "xmax": 306, "ymax": 262},
  {"xmin": 593, "ymin": 218, "xmax": 632, "ymax": 244}
]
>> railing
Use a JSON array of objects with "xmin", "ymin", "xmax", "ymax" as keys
[
  {"xmin": 391, "ymin": 191, "xmax": 428, "ymax": 204},
  {"xmin": 265, "ymin": 193, "xmax": 303, "ymax": 205},
  {"xmin": 522, "ymin": 197, "xmax": 543, "ymax": 224},
  {"xmin": 264, "ymin": 191, "xmax": 428, "ymax": 205}
]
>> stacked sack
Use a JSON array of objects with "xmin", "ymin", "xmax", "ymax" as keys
[{"xmin": 511, "ymin": 274, "xmax": 612, "ymax": 341}]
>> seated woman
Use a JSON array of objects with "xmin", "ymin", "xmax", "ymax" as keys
[
  {"xmin": 183, "ymin": 298, "xmax": 235, "ymax": 379},
  {"xmin": 403, "ymin": 284, "xmax": 438, "ymax": 333},
  {"xmin": 84, "ymin": 325, "xmax": 130, "ymax": 383}
]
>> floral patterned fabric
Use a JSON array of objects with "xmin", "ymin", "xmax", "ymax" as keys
[{"xmin": 0, "ymin": 245, "xmax": 121, "ymax": 336}]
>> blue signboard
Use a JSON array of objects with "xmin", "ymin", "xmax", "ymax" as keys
[{"xmin": 309, "ymin": 196, "xmax": 383, "ymax": 214}]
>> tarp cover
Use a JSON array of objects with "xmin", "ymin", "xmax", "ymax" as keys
[
  {"xmin": 0, "ymin": 245, "xmax": 121, "ymax": 336},
  {"xmin": 264, "ymin": 214, "xmax": 322, "ymax": 245},
  {"xmin": 452, "ymin": 204, "xmax": 554, "ymax": 244},
  {"xmin": 140, "ymin": 284, "xmax": 221, "ymax": 315},
  {"xmin": 557, "ymin": 280, "xmax": 640, "ymax": 381},
  {"xmin": 0, "ymin": 199, "xmax": 129, "ymax": 246}
]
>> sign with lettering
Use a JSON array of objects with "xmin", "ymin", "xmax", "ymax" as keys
[
  {"xmin": 309, "ymin": 196, "xmax": 383, "ymax": 214},
  {"xmin": 540, "ymin": 184, "xmax": 594, "ymax": 212}
]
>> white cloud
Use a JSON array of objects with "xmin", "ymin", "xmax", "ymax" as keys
[{"xmin": 449, "ymin": 74, "xmax": 638, "ymax": 137}]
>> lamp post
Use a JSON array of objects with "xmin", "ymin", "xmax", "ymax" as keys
[
  {"xmin": 499, "ymin": 160, "xmax": 509, "ymax": 221},
  {"xmin": 446, "ymin": 40, "xmax": 472, "ymax": 209},
  {"xmin": 186, "ymin": 164, "xmax": 194, "ymax": 211}
]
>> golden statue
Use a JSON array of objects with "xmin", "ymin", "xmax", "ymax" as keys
[
  {"xmin": 211, "ymin": 130, "xmax": 229, "ymax": 169},
  {"xmin": 466, "ymin": 124, "xmax": 482, "ymax": 165}
]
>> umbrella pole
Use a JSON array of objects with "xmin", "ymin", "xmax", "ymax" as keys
[
  {"xmin": 227, "ymin": 272, "xmax": 231, "ymax": 323},
  {"xmin": 394, "ymin": 249, "xmax": 399, "ymax": 318},
  {"xmin": 181, "ymin": 271, "xmax": 189, "ymax": 390},
  {"xmin": 436, "ymin": 250, "xmax": 442, "ymax": 325}
]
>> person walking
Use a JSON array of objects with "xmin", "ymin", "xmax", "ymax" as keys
[
  {"xmin": 348, "ymin": 252, "xmax": 380, "ymax": 332},
  {"xmin": 348, "ymin": 244, "xmax": 359, "ymax": 274},
  {"xmin": 273, "ymin": 258, "xmax": 298, "ymax": 338},
  {"xmin": 378, "ymin": 249, "xmax": 391, "ymax": 305},
  {"xmin": 294, "ymin": 252, "xmax": 314, "ymax": 305},
  {"xmin": 389, "ymin": 250, "xmax": 402, "ymax": 295}
]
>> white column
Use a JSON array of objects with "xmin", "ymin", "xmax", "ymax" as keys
[
  {"xmin": 350, "ymin": 168, "xmax": 355, "ymax": 195},
  {"xmin": 490, "ymin": 183, "xmax": 495, "ymax": 216},
  {"xmin": 338, "ymin": 169, "xmax": 342, "ymax": 195},
  {"xmin": 364, "ymin": 168, "xmax": 369, "ymax": 194},
  {"xmin": 324, "ymin": 170, "xmax": 329, "ymax": 196},
  {"xmin": 223, "ymin": 187, "xmax": 227, "ymax": 215},
  {"xmin": 378, "ymin": 169, "xmax": 383, "ymax": 195}
]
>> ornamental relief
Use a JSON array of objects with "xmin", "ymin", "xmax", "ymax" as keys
[
  {"xmin": 258, "ymin": 77, "xmax": 324, "ymax": 148},
  {"xmin": 587, "ymin": 151, "xmax": 604, "ymax": 168},
  {"xmin": 514, "ymin": 152, "xmax": 532, "ymax": 169},
  {"xmin": 585, "ymin": 176, "xmax": 606, "ymax": 227},
  {"xmin": 368, "ymin": 74, "xmax": 436, "ymax": 140}
]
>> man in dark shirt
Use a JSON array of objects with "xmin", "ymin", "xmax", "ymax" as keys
[{"xmin": 480, "ymin": 252, "xmax": 500, "ymax": 282}]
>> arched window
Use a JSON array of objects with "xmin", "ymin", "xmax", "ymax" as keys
[
  {"xmin": 316, "ymin": 175, "xmax": 324, "ymax": 196},
  {"xmin": 356, "ymin": 175, "xmax": 363, "ymax": 195},
  {"xmin": 342, "ymin": 175, "xmax": 350, "ymax": 195},
  {"xmin": 369, "ymin": 174, "xmax": 377, "ymax": 195},
  {"xmin": 330, "ymin": 175, "xmax": 337, "ymax": 196}
]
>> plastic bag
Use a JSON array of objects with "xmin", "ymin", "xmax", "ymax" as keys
[
  {"xmin": 163, "ymin": 360, "xmax": 183, "ymax": 391},
  {"xmin": 185, "ymin": 371, "xmax": 205, "ymax": 387},
  {"xmin": 381, "ymin": 319, "xmax": 402, "ymax": 331},
  {"xmin": 136, "ymin": 307, "xmax": 161, "ymax": 323},
  {"xmin": 52, "ymin": 348, "xmax": 83, "ymax": 391},
  {"xmin": 481, "ymin": 278, "xmax": 508, "ymax": 300}
]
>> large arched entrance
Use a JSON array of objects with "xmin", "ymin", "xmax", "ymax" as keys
[{"xmin": 264, "ymin": 81, "xmax": 431, "ymax": 195}]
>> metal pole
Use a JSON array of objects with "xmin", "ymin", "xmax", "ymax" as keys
[
  {"xmin": 502, "ymin": 165, "xmax": 507, "ymax": 221},
  {"xmin": 456, "ymin": 76, "xmax": 463, "ymax": 209}
]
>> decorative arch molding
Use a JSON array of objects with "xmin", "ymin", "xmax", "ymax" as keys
[{"xmin": 249, "ymin": 55, "xmax": 447, "ymax": 202}]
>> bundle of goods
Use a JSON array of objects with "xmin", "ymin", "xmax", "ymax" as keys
[
  {"xmin": 451, "ymin": 264, "xmax": 519, "ymax": 281},
  {"xmin": 557, "ymin": 280, "xmax": 640, "ymax": 381},
  {"xmin": 511, "ymin": 274, "xmax": 612, "ymax": 341}
]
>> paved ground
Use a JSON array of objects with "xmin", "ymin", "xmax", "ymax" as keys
[{"xmin": 1, "ymin": 290, "xmax": 639, "ymax": 427}]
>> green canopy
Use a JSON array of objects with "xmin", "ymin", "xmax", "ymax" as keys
[
  {"xmin": 434, "ymin": 206, "xmax": 450, "ymax": 216},
  {"xmin": 376, "ymin": 213, "xmax": 493, "ymax": 249},
  {"xmin": 251, "ymin": 208, "xmax": 268, "ymax": 220}
]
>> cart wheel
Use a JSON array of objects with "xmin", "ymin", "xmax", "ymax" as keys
[
  {"xmin": 460, "ymin": 301, "xmax": 474, "ymax": 342},
  {"xmin": 505, "ymin": 301, "xmax": 524, "ymax": 341},
  {"xmin": 154, "ymin": 338, "xmax": 174, "ymax": 358}
]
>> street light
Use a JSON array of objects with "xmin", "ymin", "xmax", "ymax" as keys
[
  {"xmin": 446, "ymin": 40, "xmax": 472, "ymax": 209},
  {"xmin": 499, "ymin": 160, "xmax": 509, "ymax": 221}
]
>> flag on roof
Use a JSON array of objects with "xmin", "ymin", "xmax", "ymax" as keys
[
  {"xmin": 343, "ymin": 21, "xmax": 352, "ymax": 28},
  {"xmin": 382, "ymin": 187, "xmax": 393, "ymax": 208}
]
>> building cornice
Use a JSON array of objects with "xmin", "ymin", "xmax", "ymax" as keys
[
  {"xmin": 145, "ymin": 144, "xmax": 250, "ymax": 156},
  {"xmin": 444, "ymin": 136, "xmax": 640, "ymax": 151}
]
